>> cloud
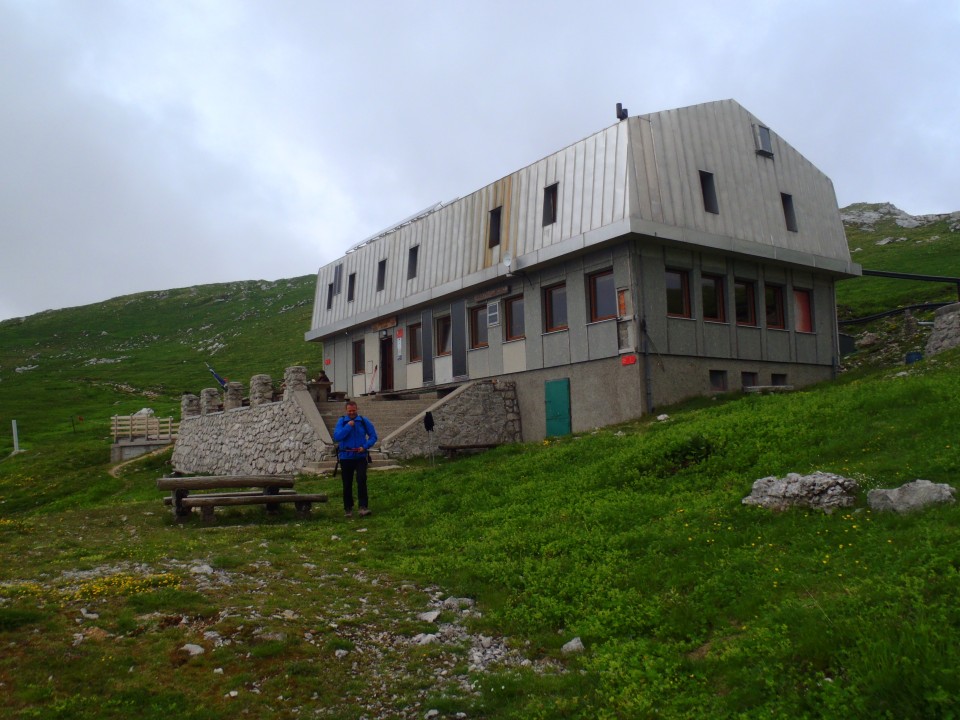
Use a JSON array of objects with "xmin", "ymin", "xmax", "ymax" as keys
[{"xmin": 0, "ymin": 0, "xmax": 957, "ymax": 321}]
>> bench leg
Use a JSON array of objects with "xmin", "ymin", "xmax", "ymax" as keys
[
  {"xmin": 294, "ymin": 501, "xmax": 312, "ymax": 517},
  {"xmin": 200, "ymin": 505, "xmax": 216, "ymax": 523},
  {"xmin": 172, "ymin": 489, "xmax": 192, "ymax": 519}
]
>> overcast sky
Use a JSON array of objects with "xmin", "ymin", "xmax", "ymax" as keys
[{"xmin": 1, "ymin": 0, "xmax": 957, "ymax": 321}]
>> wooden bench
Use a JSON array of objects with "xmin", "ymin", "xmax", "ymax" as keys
[
  {"xmin": 744, "ymin": 385, "xmax": 795, "ymax": 395},
  {"xmin": 438, "ymin": 443, "xmax": 498, "ymax": 458},
  {"xmin": 156, "ymin": 475, "xmax": 327, "ymax": 522}
]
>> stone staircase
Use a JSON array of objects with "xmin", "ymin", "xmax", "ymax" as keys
[{"xmin": 300, "ymin": 394, "xmax": 439, "ymax": 475}]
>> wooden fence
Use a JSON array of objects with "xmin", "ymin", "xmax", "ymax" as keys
[{"xmin": 111, "ymin": 415, "xmax": 179, "ymax": 443}]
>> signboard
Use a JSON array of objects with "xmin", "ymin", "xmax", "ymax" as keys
[{"xmin": 371, "ymin": 316, "xmax": 398, "ymax": 331}]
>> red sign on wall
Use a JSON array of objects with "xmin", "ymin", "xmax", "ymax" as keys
[{"xmin": 620, "ymin": 354, "xmax": 637, "ymax": 366}]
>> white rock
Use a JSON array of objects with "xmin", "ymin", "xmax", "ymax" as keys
[
  {"xmin": 335, "ymin": 649, "xmax": 349, "ymax": 659},
  {"xmin": 657, "ymin": 414, "xmax": 670, "ymax": 421},
  {"xmin": 418, "ymin": 610, "xmax": 442, "ymax": 623},
  {"xmin": 182, "ymin": 644, "xmax": 205, "ymax": 656},
  {"xmin": 80, "ymin": 608, "xmax": 99, "ymax": 620},
  {"xmin": 562, "ymin": 637, "xmax": 585, "ymax": 654},
  {"xmin": 190, "ymin": 564, "xmax": 214, "ymax": 575}
]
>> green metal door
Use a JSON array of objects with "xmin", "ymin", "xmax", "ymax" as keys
[{"xmin": 544, "ymin": 378, "xmax": 571, "ymax": 437}]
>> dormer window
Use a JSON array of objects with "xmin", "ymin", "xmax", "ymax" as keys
[{"xmin": 754, "ymin": 124, "xmax": 774, "ymax": 158}]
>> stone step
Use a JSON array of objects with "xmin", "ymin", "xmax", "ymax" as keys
[{"xmin": 301, "ymin": 457, "xmax": 403, "ymax": 476}]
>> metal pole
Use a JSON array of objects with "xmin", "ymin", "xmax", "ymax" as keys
[{"xmin": 12, "ymin": 420, "xmax": 20, "ymax": 453}]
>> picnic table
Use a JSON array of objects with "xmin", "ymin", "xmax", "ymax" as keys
[{"xmin": 156, "ymin": 475, "xmax": 327, "ymax": 522}]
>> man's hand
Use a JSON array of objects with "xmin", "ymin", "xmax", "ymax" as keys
[{"xmin": 347, "ymin": 420, "xmax": 355, "ymax": 427}]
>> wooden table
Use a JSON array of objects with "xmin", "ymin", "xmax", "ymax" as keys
[{"xmin": 156, "ymin": 475, "xmax": 327, "ymax": 522}]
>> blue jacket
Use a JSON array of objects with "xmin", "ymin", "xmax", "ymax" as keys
[{"xmin": 333, "ymin": 415, "xmax": 378, "ymax": 460}]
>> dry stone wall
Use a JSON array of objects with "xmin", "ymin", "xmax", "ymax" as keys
[
  {"xmin": 173, "ymin": 398, "xmax": 326, "ymax": 476},
  {"xmin": 381, "ymin": 381, "xmax": 521, "ymax": 460},
  {"xmin": 926, "ymin": 303, "xmax": 960, "ymax": 357}
]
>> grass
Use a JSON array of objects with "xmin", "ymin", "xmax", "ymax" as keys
[
  {"xmin": 2, "ymin": 349, "xmax": 959, "ymax": 718},
  {"xmin": 1, "ymin": 205, "xmax": 959, "ymax": 717}
]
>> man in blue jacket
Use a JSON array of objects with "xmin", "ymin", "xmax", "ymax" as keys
[{"xmin": 333, "ymin": 400, "xmax": 378, "ymax": 518}]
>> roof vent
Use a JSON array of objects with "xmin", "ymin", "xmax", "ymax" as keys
[{"xmin": 616, "ymin": 103, "xmax": 628, "ymax": 121}]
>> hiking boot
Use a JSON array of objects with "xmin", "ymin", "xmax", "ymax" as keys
[
  {"xmin": 358, "ymin": 508, "xmax": 372, "ymax": 517},
  {"xmin": 344, "ymin": 510, "xmax": 353, "ymax": 518}
]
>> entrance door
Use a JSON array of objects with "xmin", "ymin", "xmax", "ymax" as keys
[
  {"xmin": 544, "ymin": 378, "xmax": 571, "ymax": 437},
  {"xmin": 379, "ymin": 336, "xmax": 394, "ymax": 392}
]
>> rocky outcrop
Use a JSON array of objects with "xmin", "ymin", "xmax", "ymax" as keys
[
  {"xmin": 925, "ymin": 303, "xmax": 960, "ymax": 357},
  {"xmin": 742, "ymin": 472, "xmax": 857, "ymax": 513},
  {"xmin": 867, "ymin": 479, "xmax": 956, "ymax": 514}
]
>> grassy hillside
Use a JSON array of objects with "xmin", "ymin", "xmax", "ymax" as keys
[
  {"xmin": 1, "ymin": 207, "xmax": 959, "ymax": 718},
  {"xmin": 836, "ymin": 204, "xmax": 960, "ymax": 318},
  {"xmin": 0, "ymin": 275, "xmax": 318, "ymax": 456}
]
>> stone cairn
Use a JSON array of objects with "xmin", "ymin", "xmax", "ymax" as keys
[
  {"xmin": 200, "ymin": 388, "xmax": 221, "ymax": 415},
  {"xmin": 283, "ymin": 365, "xmax": 308, "ymax": 401},
  {"xmin": 224, "ymin": 381, "xmax": 244, "ymax": 410},
  {"xmin": 249, "ymin": 374, "xmax": 274, "ymax": 406},
  {"xmin": 181, "ymin": 393, "xmax": 200, "ymax": 418}
]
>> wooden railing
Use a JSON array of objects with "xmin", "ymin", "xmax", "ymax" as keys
[{"xmin": 112, "ymin": 415, "xmax": 179, "ymax": 443}]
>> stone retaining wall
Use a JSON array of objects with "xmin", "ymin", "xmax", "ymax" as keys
[
  {"xmin": 926, "ymin": 303, "xmax": 960, "ymax": 357},
  {"xmin": 172, "ymin": 367, "xmax": 328, "ymax": 476},
  {"xmin": 381, "ymin": 381, "xmax": 522, "ymax": 459},
  {"xmin": 172, "ymin": 397, "xmax": 327, "ymax": 476}
]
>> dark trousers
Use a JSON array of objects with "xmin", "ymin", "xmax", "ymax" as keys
[{"xmin": 340, "ymin": 457, "xmax": 368, "ymax": 510}]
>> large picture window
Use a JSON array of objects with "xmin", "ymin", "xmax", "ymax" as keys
[
  {"xmin": 765, "ymin": 285, "xmax": 785, "ymax": 329},
  {"xmin": 505, "ymin": 296, "xmax": 525, "ymax": 340},
  {"xmin": 469, "ymin": 306, "xmax": 488, "ymax": 349},
  {"xmin": 408, "ymin": 323, "xmax": 422, "ymax": 362},
  {"xmin": 543, "ymin": 283, "xmax": 567, "ymax": 332},
  {"xmin": 665, "ymin": 269, "xmax": 691, "ymax": 318},
  {"xmin": 352, "ymin": 340, "xmax": 364, "ymax": 375},
  {"xmin": 701, "ymin": 274, "xmax": 725, "ymax": 322},
  {"xmin": 435, "ymin": 316, "xmax": 452, "ymax": 356},
  {"xmin": 588, "ymin": 270, "xmax": 617, "ymax": 322}
]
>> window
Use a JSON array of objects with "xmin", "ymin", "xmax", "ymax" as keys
[
  {"xmin": 734, "ymin": 280, "xmax": 756, "ymax": 326},
  {"xmin": 376, "ymin": 259, "xmax": 387, "ymax": 292},
  {"xmin": 347, "ymin": 272, "xmax": 356, "ymax": 302},
  {"xmin": 765, "ymin": 285, "xmax": 785, "ymax": 329},
  {"xmin": 435, "ymin": 315, "xmax": 451, "ymax": 356},
  {"xmin": 741, "ymin": 371, "xmax": 758, "ymax": 389},
  {"xmin": 326, "ymin": 283, "xmax": 334, "ymax": 310},
  {"xmin": 701, "ymin": 274, "xmax": 725, "ymax": 322},
  {"xmin": 665, "ymin": 269, "xmax": 691, "ymax": 318},
  {"xmin": 699, "ymin": 170, "xmax": 719, "ymax": 214},
  {"xmin": 469, "ymin": 306, "xmax": 488, "ymax": 349},
  {"xmin": 781, "ymin": 193, "xmax": 798, "ymax": 232},
  {"xmin": 488, "ymin": 206, "xmax": 502, "ymax": 248},
  {"xmin": 543, "ymin": 283, "xmax": 567, "ymax": 332},
  {"xmin": 407, "ymin": 245, "xmax": 419, "ymax": 280},
  {"xmin": 755, "ymin": 124, "xmax": 774, "ymax": 157},
  {"xmin": 352, "ymin": 340, "xmax": 364, "ymax": 375},
  {"xmin": 589, "ymin": 270, "xmax": 617, "ymax": 322},
  {"xmin": 709, "ymin": 370, "xmax": 728, "ymax": 391},
  {"xmin": 408, "ymin": 323, "xmax": 422, "ymax": 362},
  {"xmin": 543, "ymin": 183, "xmax": 558, "ymax": 226},
  {"xmin": 771, "ymin": 373, "xmax": 788, "ymax": 386},
  {"xmin": 505, "ymin": 295, "xmax": 525, "ymax": 340},
  {"xmin": 333, "ymin": 264, "xmax": 343, "ymax": 295},
  {"xmin": 486, "ymin": 301, "xmax": 500, "ymax": 326},
  {"xmin": 794, "ymin": 289, "xmax": 813, "ymax": 333}
]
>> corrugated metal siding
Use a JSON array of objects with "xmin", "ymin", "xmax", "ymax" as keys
[
  {"xmin": 310, "ymin": 100, "xmax": 849, "ymax": 339},
  {"xmin": 312, "ymin": 121, "xmax": 631, "ymax": 336}
]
